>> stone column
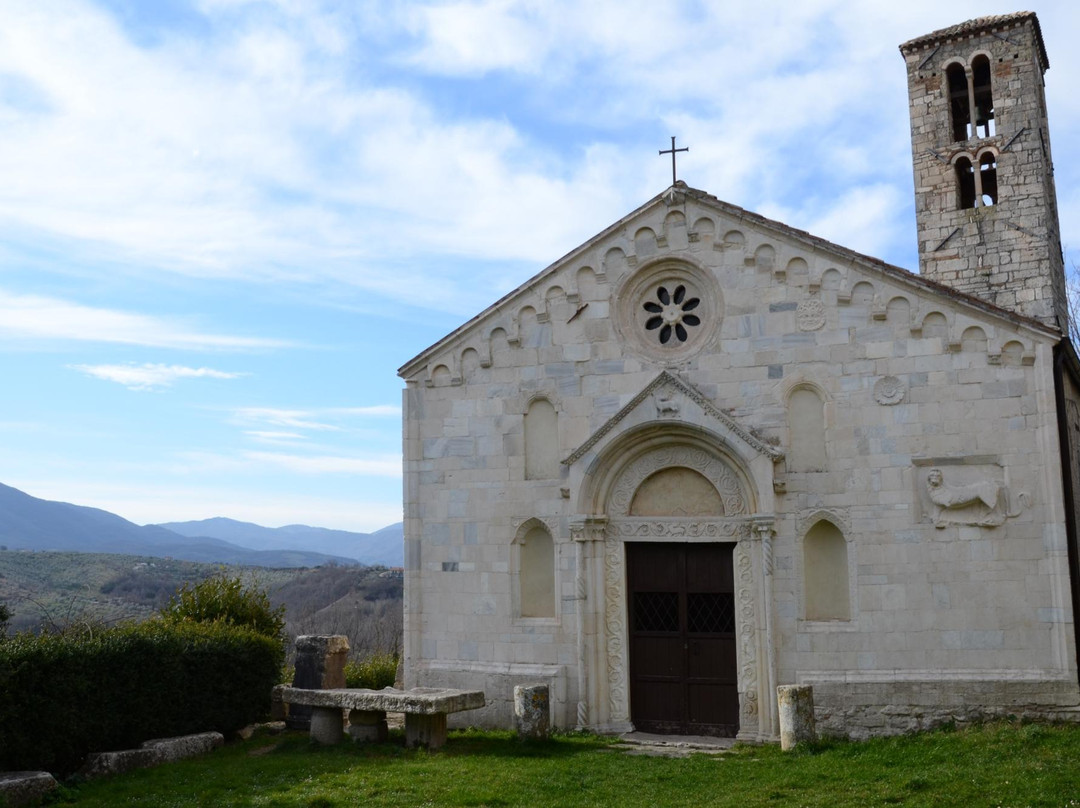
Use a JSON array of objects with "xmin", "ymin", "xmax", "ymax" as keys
[
  {"xmin": 514, "ymin": 684, "xmax": 551, "ymax": 740},
  {"xmin": 287, "ymin": 635, "xmax": 350, "ymax": 730},
  {"xmin": 754, "ymin": 518, "xmax": 779, "ymax": 740},
  {"xmin": 570, "ymin": 516, "xmax": 606, "ymax": 730},
  {"xmin": 777, "ymin": 685, "xmax": 817, "ymax": 751}
]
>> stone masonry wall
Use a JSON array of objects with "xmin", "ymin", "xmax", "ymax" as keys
[
  {"xmin": 902, "ymin": 16, "xmax": 1066, "ymax": 329},
  {"xmin": 401, "ymin": 187, "xmax": 1079, "ymax": 737}
]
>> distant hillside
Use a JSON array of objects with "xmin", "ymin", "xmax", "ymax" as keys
[
  {"xmin": 0, "ymin": 483, "xmax": 358, "ymax": 568},
  {"xmin": 0, "ymin": 550, "xmax": 401, "ymax": 650},
  {"xmin": 158, "ymin": 518, "xmax": 404, "ymax": 567}
]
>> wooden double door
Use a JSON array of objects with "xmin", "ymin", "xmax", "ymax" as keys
[{"xmin": 626, "ymin": 542, "xmax": 739, "ymax": 736}]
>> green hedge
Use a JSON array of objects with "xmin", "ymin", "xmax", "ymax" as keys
[
  {"xmin": 0, "ymin": 620, "xmax": 284, "ymax": 774},
  {"xmin": 344, "ymin": 653, "xmax": 399, "ymax": 689}
]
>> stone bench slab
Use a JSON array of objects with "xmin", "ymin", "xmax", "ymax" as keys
[
  {"xmin": 279, "ymin": 687, "xmax": 484, "ymax": 748},
  {"xmin": 279, "ymin": 686, "xmax": 484, "ymax": 715}
]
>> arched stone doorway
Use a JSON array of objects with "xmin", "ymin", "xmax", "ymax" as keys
[
  {"xmin": 625, "ymin": 465, "xmax": 738, "ymax": 735},
  {"xmin": 572, "ymin": 436, "xmax": 776, "ymax": 742}
]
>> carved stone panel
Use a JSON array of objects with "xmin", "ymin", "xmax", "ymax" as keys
[
  {"xmin": 796, "ymin": 297, "xmax": 826, "ymax": 331},
  {"xmin": 914, "ymin": 459, "xmax": 1030, "ymax": 528},
  {"xmin": 873, "ymin": 376, "xmax": 906, "ymax": 405}
]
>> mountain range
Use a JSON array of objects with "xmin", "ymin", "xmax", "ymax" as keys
[{"xmin": 0, "ymin": 482, "xmax": 402, "ymax": 568}]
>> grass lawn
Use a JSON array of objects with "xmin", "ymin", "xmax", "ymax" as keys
[{"xmin": 57, "ymin": 722, "xmax": 1079, "ymax": 807}]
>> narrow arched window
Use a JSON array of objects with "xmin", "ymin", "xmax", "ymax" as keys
[
  {"xmin": 788, "ymin": 387, "xmax": 826, "ymax": 472},
  {"xmin": 804, "ymin": 521, "xmax": 850, "ymax": 621},
  {"xmin": 972, "ymin": 55, "xmax": 994, "ymax": 138},
  {"xmin": 524, "ymin": 398, "xmax": 559, "ymax": 479},
  {"xmin": 518, "ymin": 525, "xmax": 555, "ymax": 618},
  {"xmin": 979, "ymin": 152, "xmax": 997, "ymax": 206},
  {"xmin": 946, "ymin": 63, "xmax": 970, "ymax": 142},
  {"xmin": 956, "ymin": 157, "xmax": 976, "ymax": 210}
]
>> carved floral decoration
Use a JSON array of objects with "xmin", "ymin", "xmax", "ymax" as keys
[{"xmin": 643, "ymin": 284, "xmax": 701, "ymax": 344}]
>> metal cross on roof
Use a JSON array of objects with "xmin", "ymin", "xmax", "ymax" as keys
[{"xmin": 659, "ymin": 136, "xmax": 688, "ymax": 186}]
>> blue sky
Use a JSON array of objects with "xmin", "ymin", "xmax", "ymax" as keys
[{"xmin": 2, "ymin": 0, "xmax": 1078, "ymax": 533}]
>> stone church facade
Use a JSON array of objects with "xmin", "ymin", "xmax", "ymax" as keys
[{"xmin": 398, "ymin": 13, "xmax": 1080, "ymax": 739}]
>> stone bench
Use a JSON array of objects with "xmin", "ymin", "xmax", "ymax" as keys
[{"xmin": 279, "ymin": 686, "xmax": 484, "ymax": 749}]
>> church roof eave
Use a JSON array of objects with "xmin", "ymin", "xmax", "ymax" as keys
[
  {"xmin": 398, "ymin": 183, "xmax": 1060, "ymax": 380},
  {"xmin": 899, "ymin": 12, "xmax": 1048, "ymax": 72},
  {"xmin": 396, "ymin": 186, "xmax": 681, "ymax": 380}
]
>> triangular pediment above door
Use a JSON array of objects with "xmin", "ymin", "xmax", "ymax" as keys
[{"xmin": 562, "ymin": 370, "xmax": 784, "ymax": 468}]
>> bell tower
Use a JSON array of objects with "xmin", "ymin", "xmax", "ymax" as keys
[{"xmin": 900, "ymin": 13, "xmax": 1065, "ymax": 329}]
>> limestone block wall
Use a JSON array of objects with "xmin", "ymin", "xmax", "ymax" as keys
[{"xmin": 401, "ymin": 188, "xmax": 1079, "ymax": 735}]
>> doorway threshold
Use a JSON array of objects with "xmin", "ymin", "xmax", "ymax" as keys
[{"xmin": 617, "ymin": 731, "xmax": 736, "ymax": 757}]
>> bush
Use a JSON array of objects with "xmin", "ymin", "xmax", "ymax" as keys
[
  {"xmin": 344, "ymin": 652, "xmax": 399, "ymax": 689},
  {"xmin": 0, "ymin": 620, "xmax": 283, "ymax": 774},
  {"xmin": 160, "ymin": 573, "xmax": 286, "ymax": 640}
]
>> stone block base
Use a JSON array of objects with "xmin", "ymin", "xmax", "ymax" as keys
[
  {"xmin": 0, "ymin": 772, "xmax": 59, "ymax": 807},
  {"xmin": 405, "ymin": 713, "xmax": 447, "ymax": 748},
  {"xmin": 514, "ymin": 684, "xmax": 550, "ymax": 740},
  {"xmin": 309, "ymin": 707, "xmax": 345, "ymax": 745},
  {"xmin": 80, "ymin": 732, "xmax": 224, "ymax": 779},
  {"xmin": 811, "ymin": 679, "xmax": 1080, "ymax": 740},
  {"xmin": 348, "ymin": 709, "xmax": 389, "ymax": 742},
  {"xmin": 777, "ymin": 685, "xmax": 816, "ymax": 750}
]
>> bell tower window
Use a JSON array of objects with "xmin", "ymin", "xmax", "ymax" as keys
[
  {"xmin": 972, "ymin": 55, "xmax": 995, "ymax": 138},
  {"xmin": 956, "ymin": 157, "xmax": 976, "ymax": 209},
  {"xmin": 979, "ymin": 152, "xmax": 997, "ymax": 206},
  {"xmin": 946, "ymin": 63, "xmax": 970, "ymax": 142}
]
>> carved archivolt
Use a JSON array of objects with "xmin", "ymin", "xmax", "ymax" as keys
[{"xmin": 608, "ymin": 446, "xmax": 747, "ymax": 518}]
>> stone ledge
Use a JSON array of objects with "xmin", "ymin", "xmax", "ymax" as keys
[
  {"xmin": 79, "ymin": 732, "xmax": 224, "ymax": 779},
  {"xmin": 280, "ymin": 686, "xmax": 484, "ymax": 715},
  {"xmin": 0, "ymin": 771, "xmax": 59, "ymax": 807}
]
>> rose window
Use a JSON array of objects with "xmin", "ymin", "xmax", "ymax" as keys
[{"xmin": 642, "ymin": 284, "xmax": 701, "ymax": 344}]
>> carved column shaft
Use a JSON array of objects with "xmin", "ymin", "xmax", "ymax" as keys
[
  {"xmin": 571, "ymin": 517, "xmax": 606, "ymax": 730},
  {"xmin": 754, "ymin": 518, "xmax": 778, "ymax": 739}
]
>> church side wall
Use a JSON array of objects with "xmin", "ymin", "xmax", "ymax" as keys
[{"xmin": 401, "ymin": 195, "xmax": 1080, "ymax": 737}]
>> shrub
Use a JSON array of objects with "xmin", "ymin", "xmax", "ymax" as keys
[
  {"xmin": 0, "ymin": 620, "xmax": 283, "ymax": 774},
  {"xmin": 344, "ymin": 652, "xmax": 399, "ymax": 689},
  {"xmin": 160, "ymin": 573, "xmax": 286, "ymax": 641}
]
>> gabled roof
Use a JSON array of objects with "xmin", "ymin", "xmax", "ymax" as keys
[
  {"xmin": 899, "ymin": 11, "xmax": 1048, "ymax": 71},
  {"xmin": 398, "ymin": 183, "xmax": 1059, "ymax": 378},
  {"xmin": 562, "ymin": 370, "xmax": 783, "ymax": 466}
]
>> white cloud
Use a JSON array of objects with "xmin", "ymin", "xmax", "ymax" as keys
[
  {"xmin": 231, "ymin": 405, "xmax": 401, "ymax": 432},
  {"xmin": 232, "ymin": 407, "xmax": 343, "ymax": 432},
  {"xmin": 330, "ymin": 405, "xmax": 401, "ymax": 417},
  {"xmin": 0, "ymin": 0, "xmax": 1077, "ymax": 317},
  {"xmin": 70, "ymin": 363, "xmax": 246, "ymax": 391},
  {"xmin": 244, "ymin": 430, "xmax": 306, "ymax": 444},
  {"xmin": 0, "ymin": 289, "xmax": 287, "ymax": 349},
  {"xmin": 242, "ymin": 450, "xmax": 401, "ymax": 476}
]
